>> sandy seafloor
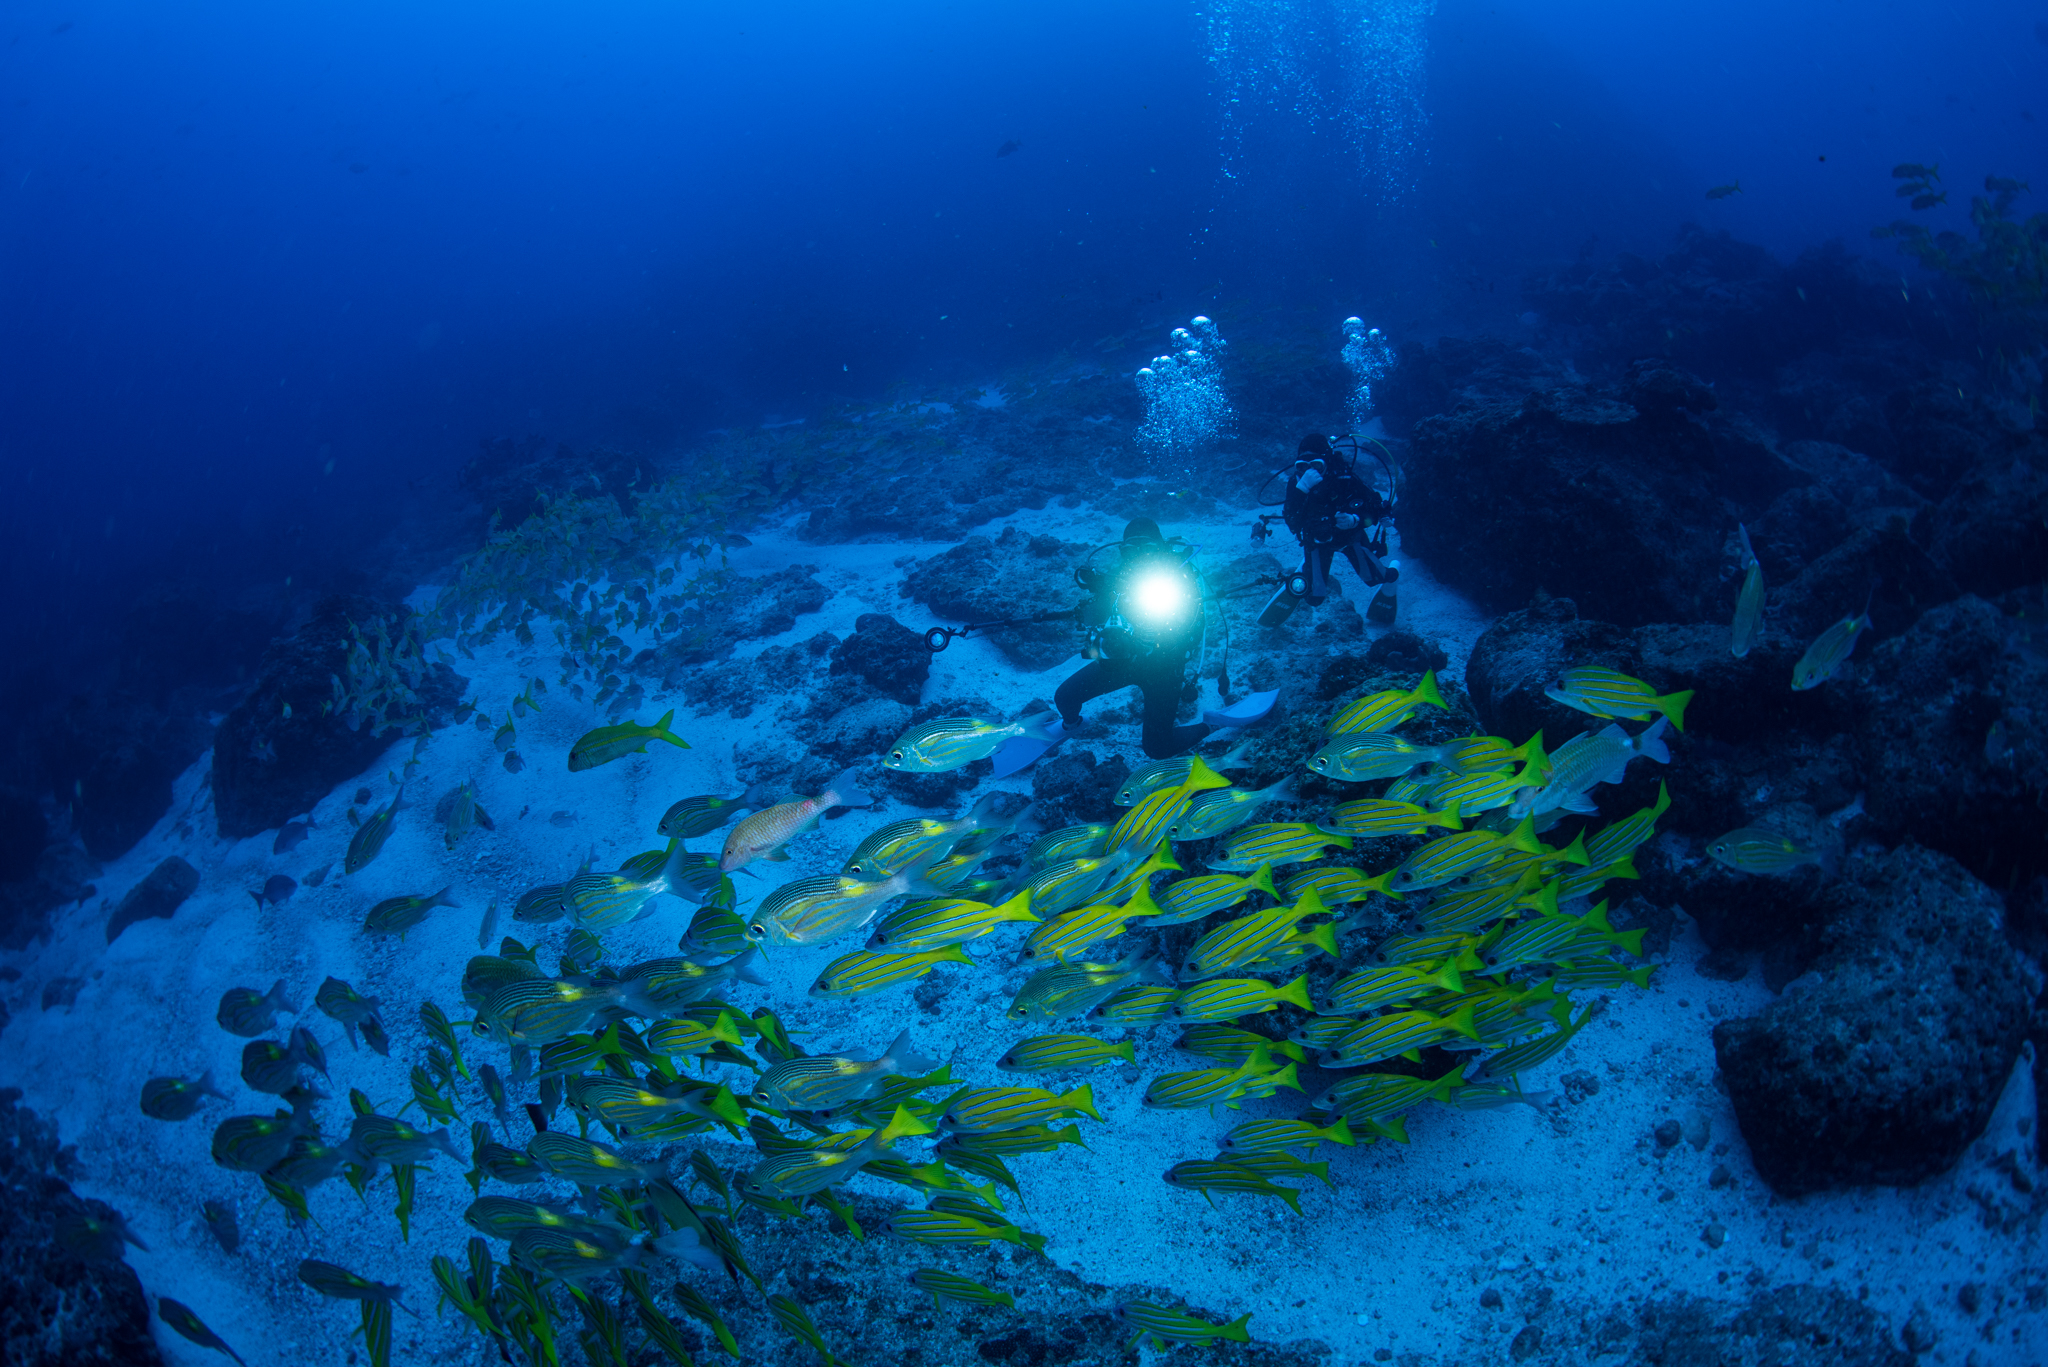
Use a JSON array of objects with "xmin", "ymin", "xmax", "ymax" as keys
[{"xmin": 3, "ymin": 488, "xmax": 2044, "ymax": 1367}]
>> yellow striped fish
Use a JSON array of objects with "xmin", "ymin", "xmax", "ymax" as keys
[
  {"xmin": 1022, "ymin": 886, "xmax": 1161, "ymax": 964},
  {"xmin": 1103, "ymin": 786, "xmax": 1196, "ymax": 859},
  {"xmin": 1182, "ymin": 891, "xmax": 1326, "ymax": 980},
  {"xmin": 1148, "ymin": 865, "xmax": 1278, "ymax": 927},
  {"xmin": 1326, "ymin": 670, "xmax": 1446, "ymax": 734},
  {"xmin": 1168, "ymin": 777, "xmax": 1294, "ymax": 841},
  {"xmin": 1320, "ymin": 797, "xmax": 1462, "ymax": 838},
  {"xmin": 809, "ymin": 945, "xmax": 973, "ymax": 999},
  {"xmin": 1168, "ymin": 974, "xmax": 1314, "ymax": 1023},
  {"xmin": 1114, "ymin": 753, "xmax": 1234, "ymax": 806},
  {"xmin": 868, "ymin": 890, "xmax": 1038, "ymax": 952},
  {"xmin": 1006, "ymin": 945, "xmax": 1165, "ymax": 1022},
  {"xmin": 938, "ymin": 1083, "xmax": 1102, "ymax": 1133},
  {"xmin": 1211, "ymin": 824, "xmax": 1350, "ymax": 872}
]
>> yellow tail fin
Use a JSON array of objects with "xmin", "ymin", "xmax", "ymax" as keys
[{"xmin": 1413, "ymin": 670, "xmax": 1446, "ymax": 712}]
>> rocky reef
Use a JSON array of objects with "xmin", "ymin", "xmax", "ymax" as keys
[
  {"xmin": 212, "ymin": 597, "xmax": 467, "ymax": 840},
  {"xmin": 0, "ymin": 1089, "xmax": 161, "ymax": 1366}
]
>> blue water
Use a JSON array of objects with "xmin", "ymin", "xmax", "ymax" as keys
[{"xmin": 5, "ymin": 0, "xmax": 2039, "ymax": 685}]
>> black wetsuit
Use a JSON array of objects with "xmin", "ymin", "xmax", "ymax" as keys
[
  {"xmin": 1283, "ymin": 453, "xmax": 1392, "ymax": 605},
  {"xmin": 1054, "ymin": 547, "xmax": 1211, "ymax": 760}
]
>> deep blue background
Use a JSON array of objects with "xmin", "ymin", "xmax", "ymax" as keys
[{"xmin": 1, "ymin": 0, "xmax": 2041, "ymax": 704}]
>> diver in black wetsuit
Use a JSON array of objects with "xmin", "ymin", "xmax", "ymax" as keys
[
  {"xmin": 1260, "ymin": 434, "xmax": 1398, "ymax": 627},
  {"xmin": 981, "ymin": 519, "xmax": 1279, "ymax": 776},
  {"xmin": 1024, "ymin": 517, "xmax": 1275, "ymax": 763},
  {"xmin": 1053, "ymin": 518, "xmax": 1210, "ymax": 760}
]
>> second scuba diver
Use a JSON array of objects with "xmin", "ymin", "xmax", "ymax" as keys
[
  {"xmin": 1260, "ymin": 433, "xmax": 1399, "ymax": 628},
  {"xmin": 991, "ymin": 517, "xmax": 1275, "ymax": 776}
]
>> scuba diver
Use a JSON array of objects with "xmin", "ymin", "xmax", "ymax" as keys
[
  {"xmin": 989, "ymin": 517, "xmax": 1276, "ymax": 776},
  {"xmin": 1259, "ymin": 433, "xmax": 1399, "ymax": 628}
]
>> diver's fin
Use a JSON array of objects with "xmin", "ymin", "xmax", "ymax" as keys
[
  {"xmin": 991, "ymin": 719, "xmax": 1066, "ymax": 779},
  {"xmin": 1202, "ymin": 690, "xmax": 1279, "ymax": 730}
]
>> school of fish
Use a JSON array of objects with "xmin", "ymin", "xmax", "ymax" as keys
[{"xmin": 142, "ymin": 665, "xmax": 1700, "ymax": 1365}]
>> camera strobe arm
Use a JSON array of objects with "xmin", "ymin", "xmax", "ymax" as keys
[{"xmin": 923, "ymin": 607, "xmax": 1082, "ymax": 653}]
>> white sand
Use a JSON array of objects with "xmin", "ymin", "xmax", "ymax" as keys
[{"xmin": 2, "ymin": 490, "xmax": 2038, "ymax": 1366}]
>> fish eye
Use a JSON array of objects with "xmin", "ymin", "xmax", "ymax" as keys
[{"xmin": 749, "ymin": 924, "xmax": 766, "ymax": 937}]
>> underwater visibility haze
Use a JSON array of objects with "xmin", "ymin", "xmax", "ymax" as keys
[{"xmin": 2, "ymin": 1, "xmax": 2047, "ymax": 1363}]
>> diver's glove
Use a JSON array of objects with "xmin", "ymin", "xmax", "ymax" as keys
[
  {"xmin": 1334, "ymin": 512, "xmax": 1360, "ymax": 530},
  {"xmin": 1296, "ymin": 467, "xmax": 1323, "ymax": 492}
]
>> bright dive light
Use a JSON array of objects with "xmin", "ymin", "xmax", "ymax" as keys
[{"xmin": 1129, "ymin": 568, "xmax": 1188, "ymax": 624}]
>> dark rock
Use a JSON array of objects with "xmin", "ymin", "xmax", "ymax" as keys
[
  {"xmin": 588, "ymin": 1180, "xmax": 1325, "ymax": 1367},
  {"xmin": 1695, "ymin": 946, "xmax": 1750, "ymax": 982},
  {"xmin": 1479, "ymin": 1288, "xmax": 1503, "ymax": 1310},
  {"xmin": 1608, "ymin": 894, "xmax": 1677, "ymax": 962},
  {"xmin": 1314, "ymin": 653, "xmax": 1374, "ymax": 703},
  {"xmin": 1364, "ymin": 629, "xmax": 1449, "ymax": 675},
  {"xmin": 1770, "ymin": 440, "xmax": 1924, "ymax": 538},
  {"xmin": 0, "ymin": 1088, "xmax": 164, "ymax": 1366},
  {"xmin": 1629, "ymin": 621, "xmax": 1827, "ymax": 747},
  {"xmin": 1508, "ymin": 1324, "xmax": 1542, "ymax": 1360},
  {"xmin": 0, "ymin": 839, "xmax": 96, "ymax": 952},
  {"xmin": 913, "ymin": 972, "xmax": 952, "ymax": 1015},
  {"xmin": 105, "ymin": 856, "xmax": 200, "ymax": 943},
  {"xmin": 1653, "ymin": 1119, "xmax": 1683, "ymax": 1150},
  {"xmin": 1314, "ymin": 634, "xmax": 1449, "ymax": 702},
  {"xmin": 1624, "ymin": 1283, "xmax": 1912, "ymax": 1367},
  {"xmin": 1635, "ymin": 824, "xmax": 1831, "ymax": 956},
  {"xmin": 37, "ymin": 692, "xmax": 207, "ymax": 863},
  {"xmin": 810, "ymin": 699, "xmax": 914, "ymax": 767},
  {"xmin": 1527, "ymin": 228, "xmax": 1901, "ymax": 384},
  {"xmin": 1766, "ymin": 515, "xmax": 1956, "ymax": 645},
  {"xmin": 829, "ymin": 614, "xmax": 930, "ymax": 705},
  {"xmin": 1378, "ymin": 335, "xmax": 1576, "ymax": 422},
  {"xmin": 1560, "ymin": 1070, "xmax": 1600, "ymax": 1104},
  {"xmin": 652, "ymin": 566, "xmax": 831, "ymax": 671},
  {"xmin": 39, "ymin": 978, "xmax": 83, "ymax": 1011},
  {"xmin": 1623, "ymin": 357, "xmax": 1718, "ymax": 418},
  {"xmin": 1899, "ymin": 1307, "xmax": 1936, "ymax": 1353},
  {"xmin": 1713, "ymin": 845, "xmax": 2033, "ymax": 1196},
  {"xmin": 1463, "ymin": 596, "xmax": 1638, "ymax": 743},
  {"xmin": 1029, "ymin": 749, "xmax": 1130, "ymax": 832},
  {"xmin": 1402, "ymin": 375, "xmax": 1795, "ymax": 626},
  {"xmin": 212, "ymin": 597, "xmax": 468, "ymax": 840},
  {"xmin": 680, "ymin": 634, "xmax": 838, "ymax": 721},
  {"xmin": 0, "ymin": 789, "xmax": 45, "ymax": 884},
  {"xmin": 792, "ymin": 398, "xmax": 1117, "ymax": 543},
  {"xmin": 900, "ymin": 528, "xmax": 1088, "ymax": 670},
  {"xmin": 460, "ymin": 435, "xmax": 651, "ymax": 528},
  {"xmin": 1884, "ymin": 380, "xmax": 1995, "ymax": 499},
  {"xmin": 1846, "ymin": 595, "xmax": 2048, "ymax": 886},
  {"xmin": 1927, "ymin": 452, "xmax": 2048, "ymax": 598}
]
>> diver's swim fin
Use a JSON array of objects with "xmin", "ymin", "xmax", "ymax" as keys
[
  {"xmin": 1202, "ymin": 690, "xmax": 1279, "ymax": 730},
  {"xmin": 991, "ymin": 718, "xmax": 1066, "ymax": 779}
]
